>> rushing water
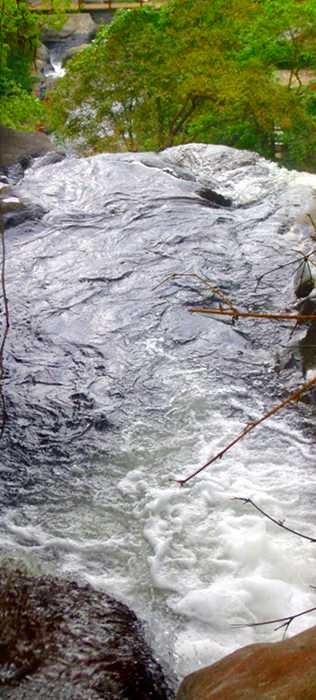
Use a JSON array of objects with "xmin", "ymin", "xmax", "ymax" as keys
[{"xmin": 2, "ymin": 143, "xmax": 316, "ymax": 682}]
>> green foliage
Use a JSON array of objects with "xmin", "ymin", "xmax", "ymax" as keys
[
  {"xmin": 0, "ymin": 0, "xmax": 69, "ymax": 130},
  {"xmin": 50, "ymin": 0, "xmax": 316, "ymax": 169},
  {"xmin": 0, "ymin": 86, "xmax": 46, "ymax": 131},
  {"xmin": 0, "ymin": 0, "xmax": 38, "ymax": 96}
]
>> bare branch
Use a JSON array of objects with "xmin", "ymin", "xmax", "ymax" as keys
[
  {"xmin": 0, "ymin": 206, "xmax": 10, "ymax": 440},
  {"xmin": 155, "ymin": 272, "xmax": 237, "ymax": 311},
  {"xmin": 307, "ymin": 214, "xmax": 316, "ymax": 235},
  {"xmin": 255, "ymin": 257, "xmax": 301, "ymax": 290},
  {"xmin": 233, "ymin": 497, "xmax": 316, "ymax": 542},
  {"xmin": 190, "ymin": 306, "xmax": 316, "ymax": 322},
  {"xmin": 177, "ymin": 373, "xmax": 316, "ymax": 486},
  {"xmin": 232, "ymin": 605, "xmax": 316, "ymax": 638},
  {"xmin": 255, "ymin": 243, "xmax": 316, "ymax": 290}
]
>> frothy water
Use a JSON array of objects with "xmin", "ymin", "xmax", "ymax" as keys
[{"xmin": 2, "ymin": 144, "xmax": 316, "ymax": 682}]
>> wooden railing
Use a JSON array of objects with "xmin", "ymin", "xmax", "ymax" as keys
[
  {"xmin": 29, "ymin": 0, "xmax": 162, "ymax": 11},
  {"xmin": 78, "ymin": 0, "xmax": 145, "ymax": 7}
]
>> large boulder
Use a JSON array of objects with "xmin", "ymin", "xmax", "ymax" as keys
[
  {"xmin": 176, "ymin": 626, "xmax": 316, "ymax": 699},
  {"xmin": 41, "ymin": 13, "xmax": 97, "ymax": 42},
  {"xmin": 0, "ymin": 126, "xmax": 54, "ymax": 170},
  {"xmin": 34, "ymin": 42, "xmax": 52, "ymax": 75},
  {"xmin": 0, "ymin": 568, "xmax": 173, "ymax": 699}
]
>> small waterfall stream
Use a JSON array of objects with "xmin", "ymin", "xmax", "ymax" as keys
[{"xmin": 2, "ymin": 143, "xmax": 316, "ymax": 682}]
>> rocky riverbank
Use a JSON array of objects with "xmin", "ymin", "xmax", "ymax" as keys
[
  {"xmin": 0, "ymin": 565, "xmax": 174, "ymax": 698},
  {"xmin": 3, "ymin": 142, "xmax": 316, "ymax": 700},
  {"xmin": 0, "ymin": 125, "xmax": 64, "ymax": 225},
  {"xmin": 177, "ymin": 625, "xmax": 316, "ymax": 699}
]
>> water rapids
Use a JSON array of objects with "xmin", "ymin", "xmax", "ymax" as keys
[{"xmin": 2, "ymin": 143, "xmax": 316, "ymax": 680}]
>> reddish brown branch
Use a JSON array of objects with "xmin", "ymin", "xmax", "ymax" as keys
[
  {"xmin": 233, "ymin": 497, "xmax": 316, "ymax": 542},
  {"xmin": 190, "ymin": 306, "xmax": 316, "ymax": 322},
  {"xmin": 177, "ymin": 374, "xmax": 316, "ymax": 485}
]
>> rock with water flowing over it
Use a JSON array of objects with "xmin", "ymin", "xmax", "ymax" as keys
[
  {"xmin": 176, "ymin": 625, "xmax": 316, "ymax": 699},
  {"xmin": 0, "ymin": 568, "xmax": 174, "ymax": 699}
]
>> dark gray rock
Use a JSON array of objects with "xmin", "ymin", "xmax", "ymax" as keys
[
  {"xmin": 2, "ymin": 201, "xmax": 45, "ymax": 228},
  {"xmin": 41, "ymin": 13, "xmax": 97, "ymax": 42},
  {"xmin": 0, "ymin": 568, "xmax": 174, "ymax": 699},
  {"xmin": 36, "ymin": 43, "xmax": 50, "ymax": 62}
]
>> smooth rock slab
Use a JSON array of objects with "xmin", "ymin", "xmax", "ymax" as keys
[
  {"xmin": 0, "ymin": 568, "xmax": 173, "ymax": 699},
  {"xmin": 177, "ymin": 626, "xmax": 316, "ymax": 699}
]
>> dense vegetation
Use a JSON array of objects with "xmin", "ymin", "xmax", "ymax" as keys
[
  {"xmin": 0, "ymin": 0, "xmax": 68, "ymax": 130},
  {"xmin": 1, "ymin": 0, "xmax": 316, "ymax": 169},
  {"xmin": 49, "ymin": 0, "xmax": 316, "ymax": 170}
]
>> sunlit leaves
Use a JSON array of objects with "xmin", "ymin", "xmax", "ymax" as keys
[{"xmin": 50, "ymin": 0, "xmax": 316, "ymax": 168}]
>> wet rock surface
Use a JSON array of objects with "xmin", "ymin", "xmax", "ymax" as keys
[
  {"xmin": 0, "ymin": 568, "xmax": 174, "ymax": 699},
  {"xmin": 176, "ymin": 625, "xmax": 316, "ymax": 700}
]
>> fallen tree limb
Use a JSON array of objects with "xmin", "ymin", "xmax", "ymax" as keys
[
  {"xmin": 177, "ymin": 373, "xmax": 316, "ymax": 486},
  {"xmin": 190, "ymin": 306, "xmax": 316, "ymax": 322}
]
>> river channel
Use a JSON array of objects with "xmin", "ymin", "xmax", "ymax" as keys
[{"xmin": 2, "ymin": 143, "xmax": 316, "ymax": 681}]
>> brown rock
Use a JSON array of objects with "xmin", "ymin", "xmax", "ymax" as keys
[
  {"xmin": 177, "ymin": 626, "xmax": 316, "ymax": 699},
  {"xmin": 0, "ymin": 567, "xmax": 174, "ymax": 699},
  {"xmin": 0, "ymin": 125, "xmax": 53, "ymax": 169}
]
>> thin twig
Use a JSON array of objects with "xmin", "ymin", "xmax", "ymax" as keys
[
  {"xmin": 177, "ymin": 373, "xmax": 316, "ymax": 485},
  {"xmin": 233, "ymin": 497, "xmax": 316, "ymax": 542},
  {"xmin": 155, "ymin": 272, "xmax": 237, "ymax": 311},
  {"xmin": 0, "ymin": 206, "xmax": 10, "ymax": 439},
  {"xmin": 307, "ymin": 214, "xmax": 316, "ymax": 234},
  {"xmin": 255, "ymin": 244, "xmax": 316, "ymax": 290},
  {"xmin": 190, "ymin": 306, "xmax": 316, "ymax": 322},
  {"xmin": 232, "ymin": 605, "xmax": 316, "ymax": 638},
  {"xmin": 255, "ymin": 257, "xmax": 301, "ymax": 290}
]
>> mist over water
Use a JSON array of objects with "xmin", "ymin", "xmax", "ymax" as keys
[{"xmin": 2, "ymin": 144, "xmax": 316, "ymax": 680}]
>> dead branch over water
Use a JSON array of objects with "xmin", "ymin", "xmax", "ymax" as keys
[
  {"xmin": 0, "ymin": 207, "xmax": 9, "ymax": 439},
  {"xmin": 177, "ymin": 365, "xmax": 316, "ymax": 486},
  {"xmin": 233, "ymin": 605, "xmax": 316, "ymax": 638},
  {"xmin": 233, "ymin": 497, "xmax": 316, "ymax": 543},
  {"xmin": 190, "ymin": 306, "xmax": 316, "ymax": 322}
]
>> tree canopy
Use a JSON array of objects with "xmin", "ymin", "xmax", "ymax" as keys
[
  {"xmin": 38, "ymin": 0, "xmax": 316, "ymax": 168},
  {"xmin": 0, "ymin": 0, "xmax": 69, "ymax": 130}
]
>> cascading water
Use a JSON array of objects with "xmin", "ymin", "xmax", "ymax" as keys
[
  {"xmin": 44, "ymin": 44, "xmax": 66, "ymax": 79},
  {"xmin": 2, "ymin": 143, "xmax": 316, "ymax": 683}
]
